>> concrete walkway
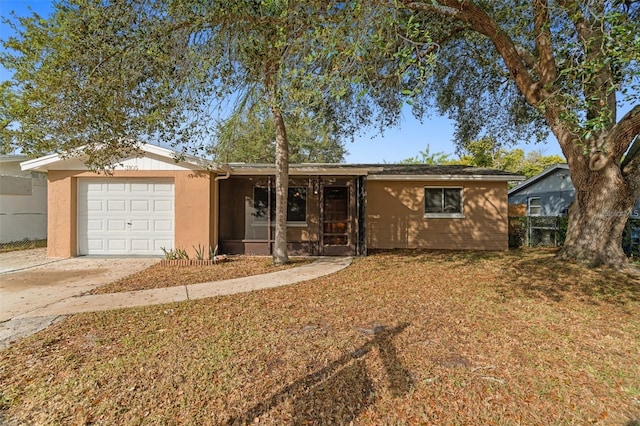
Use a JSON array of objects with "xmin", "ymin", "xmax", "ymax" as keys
[{"xmin": 0, "ymin": 256, "xmax": 351, "ymax": 349}]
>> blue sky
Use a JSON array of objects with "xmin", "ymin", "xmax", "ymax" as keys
[{"xmin": 0, "ymin": 0, "xmax": 568, "ymax": 163}]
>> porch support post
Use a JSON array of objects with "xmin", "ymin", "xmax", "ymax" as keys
[{"xmin": 267, "ymin": 175, "xmax": 272, "ymax": 255}]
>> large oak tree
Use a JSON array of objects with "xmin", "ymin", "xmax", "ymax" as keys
[{"xmin": 400, "ymin": 0, "xmax": 639, "ymax": 269}]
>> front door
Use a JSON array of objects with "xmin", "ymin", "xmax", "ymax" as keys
[{"xmin": 322, "ymin": 186, "xmax": 353, "ymax": 255}]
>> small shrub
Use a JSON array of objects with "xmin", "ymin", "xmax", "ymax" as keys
[
  {"xmin": 556, "ymin": 216, "xmax": 568, "ymax": 246},
  {"xmin": 508, "ymin": 217, "xmax": 526, "ymax": 248},
  {"xmin": 161, "ymin": 247, "xmax": 177, "ymax": 260},
  {"xmin": 193, "ymin": 244, "xmax": 205, "ymax": 260},
  {"xmin": 161, "ymin": 247, "xmax": 189, "ymax": 260}
]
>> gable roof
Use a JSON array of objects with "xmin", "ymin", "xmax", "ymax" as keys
[
  {"xmin": 507, "ymin": 164, "xmax": 569, "ymax": 196},
  {"xmin": 20, "ymin": 144, "xmax": 209, "ymax": 172}
]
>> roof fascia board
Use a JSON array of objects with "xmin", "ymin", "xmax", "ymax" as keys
[
  {"xmin": 228, "ymin": 167, "xmax": 378, "ymax": 176},
  {"xmin": 368, "ymin": 174, "xmax": 525, "ymax": 182},
  {"xmin": 20, "ymin": 153, "xmax": 62, "ymax": 171}
]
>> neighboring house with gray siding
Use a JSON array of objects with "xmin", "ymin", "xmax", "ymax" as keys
[
  {"xmin": 508, "ymin": 164, "xmax": 639, "ymax": 252},
  {"xmin": 508, "ymin": 164, "xmax": 574, "ymax": 216},
  {"xmin": 0, "ymin": 155, "xmax": 47, "ymax": 243},
  {"xmin": 508, "ymin": 164, "xmax": 640, "ymax": 218}
]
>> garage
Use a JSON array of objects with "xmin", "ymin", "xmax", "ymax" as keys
[{"xmin": 77, "ymin": 178, "xmax": 174, "ymax": 255}]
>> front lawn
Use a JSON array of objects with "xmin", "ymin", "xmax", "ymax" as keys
[
  {"xmin": 91, "ymin": 256, "xmax": 312, "ymax": 294},
  {"xmin": 1, "ymin": 249, "xmax": 639, "ymax": 425}
]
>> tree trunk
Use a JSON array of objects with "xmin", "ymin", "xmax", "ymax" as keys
[
  {"xmin": 272, "ymin": 106, "xmax": 289, "ymax": 265},
  {"xmin": 558, "ymin": 161, "xmax": 636, "ymax": 269}
]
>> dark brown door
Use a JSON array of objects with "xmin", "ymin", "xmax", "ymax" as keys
[{"xmin": 322, "ymin": 186, "xmax": 353, "ymax": 255}]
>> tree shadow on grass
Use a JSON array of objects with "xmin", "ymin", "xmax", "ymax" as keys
[
  {"xmin": 494, "ymin": 253, "xmax": 640, "ymax": 305},
  {"xmin": 367, "ymin": 248, "xmax": 535, "ymax": 269},
  {"xmin": 225, "ymin": 322, "xmax": 412, "ymax": 425},
  {"xmin": 372, "ymin": 248, "xmax": 640, "ymax": 305}
]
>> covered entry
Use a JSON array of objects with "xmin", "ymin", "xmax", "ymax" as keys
[{"xmin": 218, "ymin": 173, "xmax": 366, "ymax": 256}]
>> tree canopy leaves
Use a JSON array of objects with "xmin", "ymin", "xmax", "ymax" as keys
[
  {"xmin": 212, "ymin": 105, "xmax": 346, "ymax": 163},
  {"xmin": 401, "ymin": 0, "xmax": 640, "ymax": 155},
  {"xmin": 1, "ymin": 0, "xmax": 418, "ymax": 168}
]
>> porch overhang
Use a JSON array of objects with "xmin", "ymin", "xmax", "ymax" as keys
[{"xmin": 226, "ymin": 164, "xmax": 380, "ymax": 176}]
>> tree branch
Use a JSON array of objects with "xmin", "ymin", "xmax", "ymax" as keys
[
  {"xmin": 556, "ymin": 0, "xmax": 592, "ymax": 50},
  {"xmin": 621, "ymin": 135, "xmax": 639, "ymax": 170},
  {"xmin": 556, "ymin": 0, "xmax": 617, "ymax": 128},
  {"xmin": 611, "ymin": 105, "xmax": 640, "ymax": 161},
  {"xmin": 516, "ymin": 45, "xmax": 537, "ymax": 70},
  {"xmin": 400, "ymin": 0, "xmax": 587, "ymax": 164},
  {"xmin": 401, "ymin": 0, "xmax": 542, "ymax": 106},
  {"xmin": 621, "ymin": 135, "xmax": 640, "ymax": 199},
  {"xmin": 533, "ymin": 0, "xmax": 557, "ymax": 86}
]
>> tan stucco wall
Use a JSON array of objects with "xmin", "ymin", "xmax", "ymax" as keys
[
  {"xmin": 46, "ymin": 170, "xmax": 215, "ymax": 258},
  {"xmin": 173, "ymin": 170, "xmax": 215, "ymax": 256},
  {"xmin": 47, "ymin": 171, "xmax": 77, "ymax": 257},
  {"xmin": 366, "ymin": 180, "xmax": 509, "ymax": 251}
]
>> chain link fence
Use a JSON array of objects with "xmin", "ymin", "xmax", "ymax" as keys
[
  {"xmin": 508, "ymin": 216, "xmax": 567, "ymax": 248},
  {"xmin": 509, "ymin": 216, "xmax": 640, "ymax": 258},
  {"xmin": 0, "ymin": 238, "xmax": 47, "ymax": 253},
  {"xmin": 623, "ymin": 218, "xmax": 640, "ymax": 258}
]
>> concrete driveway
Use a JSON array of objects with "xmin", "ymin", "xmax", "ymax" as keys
[
  {"xmin": 0, "ymin": 248, "xmax": 58, "ymax": 274},
  {"xmin": 0, "ymin": 249, "xmax": 158, "ymax": 348}
]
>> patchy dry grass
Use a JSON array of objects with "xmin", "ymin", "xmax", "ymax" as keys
[
  {"xmin": 92, "ymin": 256, "xmax": 313, "ymax": 294},
  {"xmin": 1, "ymin": 249, "xmax": 639, "ymax": 425}
]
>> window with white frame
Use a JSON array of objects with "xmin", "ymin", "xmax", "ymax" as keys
[
  {"xmin": 424, "ymin": 187, "xmax": 463, "ymax": 217},
  {"xmin": 253, "ymin": 186, "xmax": 307, "ymax": 223},
  {"xmin": 528, "ymin": 197, "xmax": 542, "ymax": 216}
]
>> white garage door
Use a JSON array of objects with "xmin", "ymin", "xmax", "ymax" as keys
[{"xmin": 78, "ymin": 179, "xmax": 174, "ymax": 255}]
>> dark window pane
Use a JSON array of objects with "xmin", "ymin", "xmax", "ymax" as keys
[
  {"xmin": 287, "ymin": 187, "xmax": 307, "ymax": 222},
  {"xmin": 424, "ymin": 188, "xmax": 462, "ymax": 215},
  {"xmin": 443, "ymin": 188, "xmax": 462, "ymax": 213},
  {"xmin": 253, "ymin": 187, "xmax": 270, "ymax": 221},
  {"xmin": 253, "ymin": 185, "xmax": 307, "ymax": 222},
  {"xmin": 424, "ymin": 189, "xmax": 443, "ymax": 213},
  {"xmin": 324, "ymin": 187, "xmax": 348, "ymax": 221}
]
